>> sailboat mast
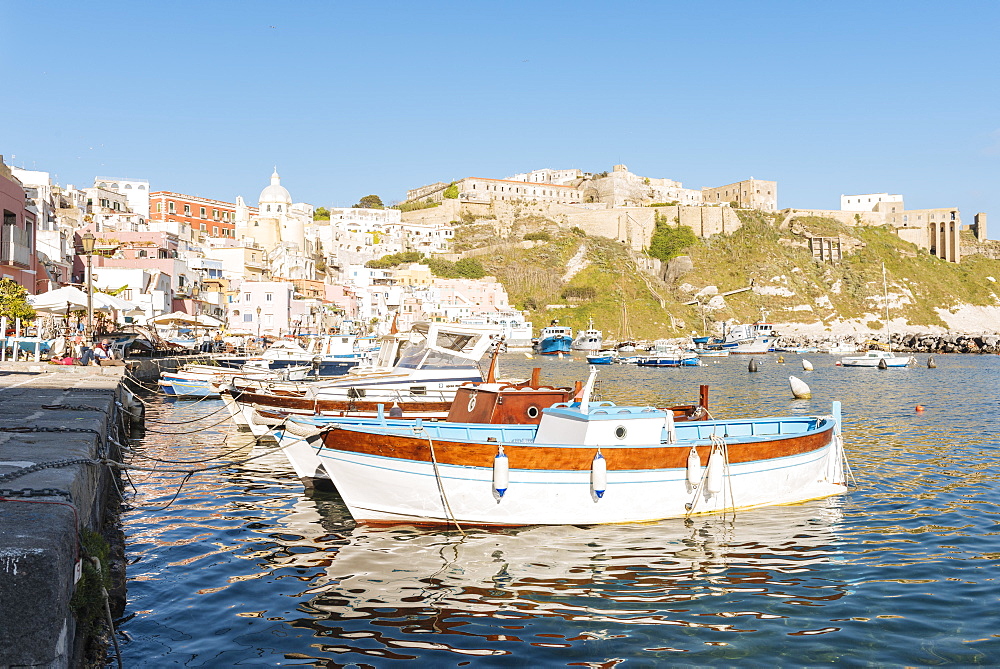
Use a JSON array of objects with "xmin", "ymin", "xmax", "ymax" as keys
[{"xmin": 882, "ymin": 263, "xmax": 891, "ymax": 353}]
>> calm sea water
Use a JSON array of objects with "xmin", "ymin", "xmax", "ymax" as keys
[{"xmin": 115, "ymin": 353, "xmax": 1000, "ymax": 666}]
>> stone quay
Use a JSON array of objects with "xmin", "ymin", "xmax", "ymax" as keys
[{"xmin": 0, "ymin": 361, "xmax": 136, "ymax": 668}]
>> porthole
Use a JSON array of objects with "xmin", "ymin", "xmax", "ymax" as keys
[
  {"xmin": 526, "ymin": 405, "xmax": 540, "ymax": 419},
  {"xmin": 615, "ymin": 426, "xmax": 627, "ymax": 440}
]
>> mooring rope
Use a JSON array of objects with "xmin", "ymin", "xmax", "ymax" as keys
[{"xmin": 421, "ymin": 429, "xmax": 465, "ymax": 535}]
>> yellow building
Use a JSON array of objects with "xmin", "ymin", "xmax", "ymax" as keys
[{"xmin": 392, "ymin": 262, "xmax": 434, "ymax": 287}]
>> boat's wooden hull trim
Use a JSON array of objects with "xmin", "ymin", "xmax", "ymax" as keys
[
  {"xmin": 318, "ymin": 420, "xmax": 831, "ymax": 470},
  {"xmin": 315, "ymin": 419, "xmax": 846, "ymax": 525}
]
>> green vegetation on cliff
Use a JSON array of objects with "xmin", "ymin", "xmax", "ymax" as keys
[{"xmin": 464, "ymin": 210, "xmax": 1000, "ymax": 338}]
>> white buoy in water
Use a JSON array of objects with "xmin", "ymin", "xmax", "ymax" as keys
[
  {"xmin": 493, "ymin": 445, "xmax": 509, "ymax": 498},
  {"xmin": 801, "ymin": 359, "xmax": 813, "ymax": 371},
  {"xmin": 591, "ymin": 451, "xmax": 607, "ymax": 499},
  {"xmin": 706, "ymin": 450, "xmax": 724, "ymax": 494},
  {"xmin": 524, "ymin": 352, "xmax": 534, "ymax": 359},
  {"xmin": 686, "ymin": 447, "xmax": 701, "ymax": 485},
  {"xmin": 789, "ymin": 375, "xmax": 812, "ymax": 399}
]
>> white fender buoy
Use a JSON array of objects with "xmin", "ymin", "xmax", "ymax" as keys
[
  {"xmin": 686, "ymin": 447, "xmax": 701, "ymax": 486},
  {"xmin": 591, "ymin": 451, "xmax": 607, "ymax": 499},
  {"xmin": 801, "ymin": 359, "xmax": 813, "ymax": 371},
  {"xmin": 789, "ymin": 375, "xmax": 812, "ymax": 399},
  {"xmin": 493, "ymin": 446, "xmax": 509, "ymax": 498},
  {"xmin": 706, "ymin": 449, "xmax": 724, "ymax": 494}
]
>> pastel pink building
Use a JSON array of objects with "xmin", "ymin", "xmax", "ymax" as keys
[{"xmin": 1, "ymin": 156, "xmax": 41, "ymax": 293}]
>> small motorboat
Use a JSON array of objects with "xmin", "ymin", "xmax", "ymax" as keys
[
  {"xmin": 158, "ymin": 363, "xmax": 312, "ymax": 397},
  {"xmin": 840, "ymin": 350, "xmax": 915, "ymax": 368},
  {"xmin": 585, "ymin": 351, "xmax": 616, "ymax": 365},
  {"xmin": 636, "ymin": 341, "xmax": 701, "ymax": 367}
]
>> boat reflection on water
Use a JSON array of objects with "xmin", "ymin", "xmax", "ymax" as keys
[{"xmin": 281, "ymin": 497, "xmax": 848, "ymax": 659}]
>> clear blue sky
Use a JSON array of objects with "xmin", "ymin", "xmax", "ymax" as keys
[{"xmin": 2, "ymin": 1, "xmax": 997, "ymax": 231}]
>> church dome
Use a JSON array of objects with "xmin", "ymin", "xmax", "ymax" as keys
[{"xmin": 259, "ymin": 168, "xmax": 292, "ymax": 205}]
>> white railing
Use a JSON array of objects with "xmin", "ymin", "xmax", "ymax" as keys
[{"xmin": 0, "ymin": 225, "xmax": 32, "ymax": 268}]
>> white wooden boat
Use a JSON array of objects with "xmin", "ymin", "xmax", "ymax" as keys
[{"xmin": 312, "ymin": 373, "xmax": 848, "ymax": 525}]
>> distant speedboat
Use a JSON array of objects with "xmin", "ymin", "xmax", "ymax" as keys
[
  {"xmin": 840, "ymin": 350, "xmax": 915, "ymax": 368},
  {"xmin": 586, "ymin": 352, "xmax": 615, "ymax": 365},
  {"xmin": 636, "ymin": 341, "xmax": 701, "ymax": 367},
  {"xmin": 819, "ymin": 342, "xmax": 858, "ymax": 354},
  {"xmin": 694, "ymin": 349, "xmax": 730, "ymax": 357}
]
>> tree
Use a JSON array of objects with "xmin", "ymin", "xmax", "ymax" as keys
[
  {"xmin": 314, "ymin": 207, "xmax": 331, "ymax": 220},
  {"xmin": 443, "ymin": 183, "xmax": 459, "ymax": 199},
  {"xmin": 354, "ymin": 195, "xmax": 384, "ymax": 210},
  {"xmin": 0, "ymin": 278, "xmax": 36, "ymax": 323},
  {"xmin": 455, "ymin": 258, "xmax": 485, "ymax": 279},
  {"xmin": 365, "ymin": 251, "xmax": 425, "ymax": 269}
]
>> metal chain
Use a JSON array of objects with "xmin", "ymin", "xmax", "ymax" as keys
[
  {"xmin": 0, "ymin": 487, "xmax": 73, "ymax": 499},
  {"xmin": 0, "ymin": 457, "xmax": 98, "ymax": 484},
  {"xmin": 42, "ymin": 404, "xmax": 109, "ymax": 414},
  {"xmin": 0, "ymin": 426, "xmax": 102, "ymax": 436}
]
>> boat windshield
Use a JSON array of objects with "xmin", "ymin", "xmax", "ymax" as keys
[{"xmin": 395, "ymin": 345, "xmax": 475, "ymax": 370}]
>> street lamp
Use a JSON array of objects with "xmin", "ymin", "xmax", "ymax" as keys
[
  {"xmin": 256, "ymin": 305, "xmax": 262, "ymax": 343},
  {"xmin": 81, "ymin": 231, "xmax": 96, "ymax": 339}
]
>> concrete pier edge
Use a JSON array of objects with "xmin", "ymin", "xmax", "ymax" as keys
[{"xmin": 0, "ymin": 361, "xmax": 133, "ymax": 668}]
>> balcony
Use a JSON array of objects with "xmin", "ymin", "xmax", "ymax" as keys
[{"xmin": 1, "ymin": 225, "xmax": 32, "ymax": 268}]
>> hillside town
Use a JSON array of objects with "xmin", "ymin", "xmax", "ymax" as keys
[{"xmin": 1, "ymin": 155, "xmax": 990, "ymax": 346}]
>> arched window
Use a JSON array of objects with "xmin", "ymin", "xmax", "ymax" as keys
[
  {"xmin": 124, "ymin": 184, "xmax": 132, "ymax": 189},
  {"xmin": 137, "ymin": 184, "xmax": 146, "ymax": 190}
]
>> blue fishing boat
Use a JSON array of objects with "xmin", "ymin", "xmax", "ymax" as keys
[
  {"xmin": 586, "ymin": 352, "xmax": 615, "ymax": 365},
  {"xmin": 534, "ymin": 323, "xmax": 573, "ymax": 355}
]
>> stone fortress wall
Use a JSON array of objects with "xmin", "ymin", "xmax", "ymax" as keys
[{"xmin": 400, "ymin": 168, "xmax": 977, "ymax": 264}]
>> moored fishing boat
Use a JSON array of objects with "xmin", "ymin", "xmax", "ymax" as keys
[
  {"xmin": 571, "ymin": 319, "xmax": 603, "ymax": 352},
  {"xmin": 711, "ymin": 319, "xmax": 777, "ymax": 354},
  {"xmin": 585, "ymin": 351, "xmax": 616, "ymax": 364},
  {"xmin": 311, "ymin": 378, "xmax": 848, "ymax": 525},
  {"xmin": 534, "ymin": 322, "xmax": 573, "ymax": 355}
]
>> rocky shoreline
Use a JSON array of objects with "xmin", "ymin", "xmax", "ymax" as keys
[{"xmin": 778, "ymin": 332, "xmax": 1000, "ymax": 354}]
